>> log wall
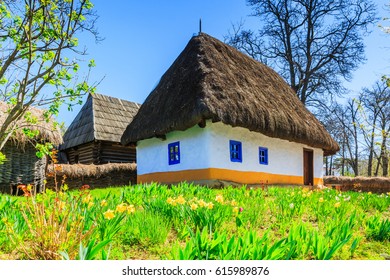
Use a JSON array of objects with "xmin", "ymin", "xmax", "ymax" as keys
[{"xmin": 64, "ymin": 141, "xmax": 136, "ymax": 164}]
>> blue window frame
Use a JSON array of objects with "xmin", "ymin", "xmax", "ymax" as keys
[
  {"xmin": 230, "ymin": 140, "xmax": 242, "ymax": 162},
  {"xmin": 168, "ymin": 142, "xmax": 180, "ymax": 165},
  {"xmin": 259, "ymin": 147, "xmax": 268, "ymax": 165}
]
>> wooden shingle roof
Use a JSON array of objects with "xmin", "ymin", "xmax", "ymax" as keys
[{"xmin": 61, "ymin": 93, "xmax": 140, "ymax": 150}]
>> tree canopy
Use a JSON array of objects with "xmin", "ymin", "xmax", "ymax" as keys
[
  {"xmin": 226, "ymin": 0, "xmax": 377, "ymax": 106},
  {"xmin": 0, "ymin": 0, "xmax": 98, "ymax": 159}
]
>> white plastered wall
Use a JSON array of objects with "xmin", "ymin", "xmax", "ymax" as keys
[
  {"xmin": 137, "ymin": 121, "xmax": 323, "ymax": 179},
  {"xmin": 137, "ymin": 124, "xmax": 210, "ymax": 175},
  {"xmin": 207, "ymin": 122, "xmax": 323, "ymax": 178}
]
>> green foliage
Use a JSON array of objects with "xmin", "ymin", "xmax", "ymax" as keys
[
  {"xmin": 0, "ymin": 0, "xmax": 98, "ymax": 154},
  {"xmin": 0, "ymin": 152, "xmax": 6, "ymax": 164},
  {"xmin": 0, "ymin": 184, "xmax": 389, "ymax": 260},
  {"xmin": 60, "ymin": 239, "xmax": 111, "ymax": 260},
  {"xmin": 366, "ymin": 216, "xmax": 390, "ymax": 241},
  {"xmin": 35, "ymin": 143, "xmax": 53, "ymax": 158},
  {"xmin": 122, "ymin": 211, "xmax": 170, "ymax": 246}
]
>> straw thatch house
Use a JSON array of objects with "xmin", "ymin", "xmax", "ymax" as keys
[
  {"xmin": 0, "ymin": 102, "xmax": 62, "ymax": 193},
  {"xmin": 61, "ymin": 93, "xmax": 140, "ymax": 164},
  {"xmin": 121, "ymin": 33, "xmax": 339, "ymax": 187}
]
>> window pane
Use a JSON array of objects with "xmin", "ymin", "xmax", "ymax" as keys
[
  {"xmin": 259, "ymin": 147, "xmax": 268, "ymax": 165},
  {"xmin": 168, "ymin": 142, "xmax": 180, "ymax": 165},
  {"xmin": 230, "ymin": 140, "xmax": 242, "ymax": 162}
]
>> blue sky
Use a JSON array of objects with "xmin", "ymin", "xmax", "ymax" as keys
[{"xmin": 59, "ymin": 0, "xmax": 390, "ymax": 126}]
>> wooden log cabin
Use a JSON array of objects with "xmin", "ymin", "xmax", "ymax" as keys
[{"xmin": 61, "ymin": 93, "xmax": 140, "ymax": 164}]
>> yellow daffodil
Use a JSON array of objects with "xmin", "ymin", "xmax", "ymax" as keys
[
  {"xmin": 215, "ymin": 194, "xmax": 224, "ymax": 203},
  {"xmin": 233, "ymin": 207, "xmax": 239, "ymax": 215},
  {"xmin": 100, "ymin": 200, "xmax": 107, "ymax": 207},
  {"xmin": 176, "ymin": 195, "xmax": 186, "ymax": 205},
  {"xmin": 82, "ymin": 194, "xmax": 93, "ymax": 204},
  {"xmin": 167, "ymin": 197, "xmax": 174, "ymax": 205},
  {"xmin": 231, "ymin": 200, "xmax": 237, "ymax": 206},
  {"xmin": 207, "ymin": 202, "xmax": 214, "ymax": 209},
  {"xmin": 190, "ymin": 203, "xmax": 198, "ymax": 210},
  {"xmin": 368, "ymin": 192, "xmax": 372, "ymax": 195},
  {"xmin": 88, "ymin": 201, "xmax": 94, "ymax": 209},
  {"xmin": 198, "ymin": 199, "xmax": 207, "ymax": 207},
  {"xmin": 103, "ymin": 209, "xmax": 115, "ymax": 220},
  {"xmin": 334, "ymin": 202, "xmax": 341, "ymax": 208},
  {"xmin": 116, "ymin": 203, "xmax": 127, "ymax": 213},
  {"xmin": 319, "ymin": 197, "xmax": 324, "ymax": 203},
  {"xmin": 127, "ymin": 205, "xmax": 136, "ymax": 214}
]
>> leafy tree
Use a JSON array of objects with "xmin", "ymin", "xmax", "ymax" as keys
[
  {"xmin": 0, "ymin": 0, "xmax": 98, "ymax": 159},
  {"xmin": 226, "ymin": 0, "xmax": 377, "ymax": 106}
]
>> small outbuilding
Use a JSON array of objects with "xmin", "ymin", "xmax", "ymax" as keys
[
  {"xmin": 121, "ymin": 33, "xmax": 339, "ymax": 187},
  {"xmin": 0, "ymin": 102, "xmax": 62, "ymax": 194},
  {"xmin": 61, "ymin": 93, "xmax": 140, "ymax": 164}
]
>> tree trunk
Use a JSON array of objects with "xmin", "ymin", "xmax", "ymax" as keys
[
  {"xmin": 325, "ymin": 156, "xmax": 329, "ymax": 176},
  {"xmin": 382, "ymin": 134, "xmax": 388, "ymax": 176},
  {"xmin": 367, "ymin": 127, "xmax": 376, "ymax": 177},
  {"xmin": 383, "ymin": 154, "xmax": 389, "ymax": 177},
  {"xmin": 375, "ymin": 155, "xmax": 381, "ymax": 176},
  {"xmin": 329, "ymin": 155, "xmax": 333, "ymax": 175},
  {"xmin": 341, "ymin": 132, "xmax": 346, "ymax": 176}
]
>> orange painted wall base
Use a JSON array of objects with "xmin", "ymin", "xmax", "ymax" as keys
[{"xmin": 138, "ymin": 168, "xmax": 323, "ymax": 186}]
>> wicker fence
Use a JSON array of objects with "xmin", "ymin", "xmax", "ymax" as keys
[
  {"xmin": 0, "ymin": 142, "xmax": 46, "ymax": 194},
  {"xmin": 324, "ymin": 176, "xmax": 390, "ymax": 194}
]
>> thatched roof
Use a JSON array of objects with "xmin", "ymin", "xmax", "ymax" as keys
[
  {"xmin": 121, "ymin": 33, "xmax": 339, "ymax": 155},
  {"xmin": 0, "ymin": 101, "xmax": 62, "ymax": 145},
  {"xmin": 61, "ymin": 93, "xmax": 140, "ymax": 150}
]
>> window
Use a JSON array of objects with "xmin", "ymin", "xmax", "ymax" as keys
[
  {"xmin": 168, "ymin": 142, "xmax": 180, "ymax": 165},
  {"xmin": 259, "ymin": 147, "xmax": 268, "ymax": 165},
  {"xmin": 230, "ymin": 140, "xmax": 242, "ymax": 162}
]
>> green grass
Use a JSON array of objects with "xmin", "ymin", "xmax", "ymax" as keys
[{"xmin": 0, "ymin": 183, "xmax": 389, "ymax": 260}]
